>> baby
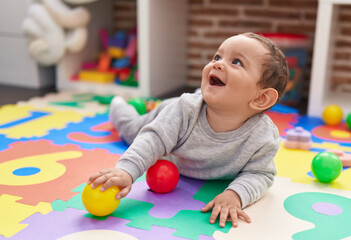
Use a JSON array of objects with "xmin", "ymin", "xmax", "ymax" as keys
[{"xmin": 88, "ymin": 32, "xmax": 289, "ymax": 228}]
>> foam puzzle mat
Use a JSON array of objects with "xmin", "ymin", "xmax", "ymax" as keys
[{"xmin": 0, "ymin": 91, "xmax": 350, "ymax": 240}]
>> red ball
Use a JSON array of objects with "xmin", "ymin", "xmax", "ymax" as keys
[{"xmin": 146, "ymin": 160, "xmax": 179, "ymax": 193}]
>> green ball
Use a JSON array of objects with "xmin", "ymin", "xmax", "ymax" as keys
[
  {"xmin": 93, "ymin": 95, "xmax": 114, "ymax": 105},
  {"xmin": 311, "ymin": 152, "xmax": 342, "ymax": 183},
  {"xmin": 128, "ymin": 98, "xmax": 147, "ymax": 115},
  {"xmin": 346, "ymin": 112, "xmax": 351, "ymax": 130}
]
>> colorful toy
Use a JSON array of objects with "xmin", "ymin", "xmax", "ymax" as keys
[
  {"xmin": 326, "ymin": 149, "xmax": 351, "ymax": 167},
  {"xmin": 346, "ymin": 112, "xmax": 351, "ymax": 130},
  {"xmin": 99, "ymin": 28, "xmax": 109, "ymax": 50},
  {"xmin": 126, "ymin": 36, "xmax": 137, "ymax": 59},
  {"xmin": 146, "ymin": 99, "xmax": 162, "ymax": 112},
  {"xmin": 97, "ymin": 53, "xmax": 112, "ymax": 72},
  {"xmin": 81, "ymin": 62, "xmax": 98, "ymax": 70},
  {"xmin": 146, "ymin": 160, "xmax": 179, "ymax": 193},
  {"xmin": 82, "ymin": 184, "xmax": 120, "ymax": 216},
  {"xmin": 75, "ymin": 29, "xmax": 138, "ymax": 87},
  {"xmin": 108, "ymin": 47, "xmax": 124, "ymax": 59},
  {"xmin": 93, "ymin": 95, "xmax": 115, "ymax": 105},
  {"xmin": 322, "ymin": 104, "xmax": 343, "ymax": 126},
  {"xmin": 284, "ymin": 126, "xmax": 312, "ymax": 150},
  {"xmin": 128, "ymin": 98, "xmax": 147, "ymax": 115},
  {"xmin": 79, "ymin": 70, "xmax": 115, "ymax": 84},
  {"xmin": 311, "ymin": 151, "xmax": 342, "ymax": 183}
]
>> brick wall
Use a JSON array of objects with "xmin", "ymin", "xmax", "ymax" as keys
[
  {"xmin": 332, "ymin": 5, "xmax": 351, "ymax": 93},
  {"xmin": 187, "ymin": 0, "xmax": 317, "ymax": 96},
  {"xmin": 114, "ymin": 0, "xmax": 137, "ymax": 32},
  {"xmin": 114, "ymin": 0, "xmax": 351, "ymax": 96}
]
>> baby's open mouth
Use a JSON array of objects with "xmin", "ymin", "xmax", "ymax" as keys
[{"xmin": 210, "ymin": 76, "xmax": 225, "ymax": 86}]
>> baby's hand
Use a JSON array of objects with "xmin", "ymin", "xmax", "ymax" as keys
[
  {"xmin": 87, "ymin": 168, "xmax": 132, "ymax": 199},
  {"xmin": 201, "ymin": 190, "xmax": 251, "ymax": 228}
]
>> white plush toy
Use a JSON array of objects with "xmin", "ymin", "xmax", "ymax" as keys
[{"xmin": 22, "ymin": 0, "xmax": 98, "ymax": 66}]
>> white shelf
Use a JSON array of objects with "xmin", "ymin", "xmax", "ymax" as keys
[
  {"xmin": 57, "ymin": 80, "xmax": 140, "ymax": 98},
  {"xmin": 307, "ymin": 0, "xmax": 351, "ymax": 117},
  {"xmin": 57, "ymin": 0, "xmax": 188, "ymax": 98}
]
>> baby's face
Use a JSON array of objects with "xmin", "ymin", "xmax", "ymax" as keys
[{"xmin": 201, "ymin": 35, "xmax": 269, "ymax": 111}]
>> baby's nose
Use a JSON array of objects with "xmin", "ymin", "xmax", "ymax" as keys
[{"xmin": 213, "ymin": 61, "xmax": 224, "ymax": 70}]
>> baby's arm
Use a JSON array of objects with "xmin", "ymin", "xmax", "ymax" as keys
[
  {"xmin": 227, "ymin": 139, "xmax": 278, "ymax": 209},
  {"xmin": 201, "ymin": 190, "xmax": 251, "ymax": 228},
  {"xmin": 202, "ymin": 138, "xmax": 279, "ymax": 228},
  {"xmin": 87, "ymin": 94, "xmax": 201, "ymax": 198}
]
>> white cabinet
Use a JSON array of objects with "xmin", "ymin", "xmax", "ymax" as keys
[
  {"xmin": 308, "ymin": 0, "xmax": 351, "ymax": 117},
  {"xmin": 57, "ymin": 0, "xmax": 188, "ymax": 98},
  {"xmin": 0, "ymin": 0, "xmax": 54, "ymax": 89}
]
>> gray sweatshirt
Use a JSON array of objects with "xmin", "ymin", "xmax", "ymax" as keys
[{"xmin": 116, "ymin": 93, "xmax": 280, "ymax": 208}]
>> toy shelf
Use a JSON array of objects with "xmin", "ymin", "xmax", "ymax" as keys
[
  {"xmin": 57, "ymin": 0, "xmax": 188, "ymax": 98},
  {"xmin": 307, "ymin": 0, "xmax": 351, "ymax": 117}
]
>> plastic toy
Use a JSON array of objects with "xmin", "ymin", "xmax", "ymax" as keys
[
  {"xmin": 82, "ymin": 184, "xmax": 120, "ymax": 216},
  {"xmin": 146, "ymin": 99, "xmax": 162, "ymax": 112},
  {"xmin": 79, "ymin": 70, "xmax": 115, "ymax": 84},
  {"xmin": 311, "ymin": 151, "xmax": 342, "ymax": 183},
  {"xmin": 99, "ymin": 28, "xmax": 109, "ymax": 50},
  {"xmin": 326, "ymin": 149, "xmax": 351, "ymax": 167},
  {"xmin": 93, "ymin": 95, "xmax": 115, "ymax": 105},
  {"xmin": 108, "ymin": 47, "xmax": 124, "ymax": 59},
  {"xmin": 284, "ymin": 126, "xmax": 312, "ymax": 150},
  {"xmin": 73, "ymin": 28, "xmax": 138, "ymax": 87},
  {"xmin": 126, "ymin": 36, "xmax": 137, "ymax": 59},
  {"xmin": 322, "ymin": 104, "xmax": 343, "ymax": 126},
  {"xmin": 97, "ymin": 53, "xmax": 112, "ymax": 72},
  {"xmin": 128, "ymin": 98, "xmax": 147, "ymax": 115},
  {"xmin": 146, "ymin": 160, "xmax": 179, "ymax": 193},
  {"xmin": 81, "ymin": 61, "xmax": 98, "ymax": 70},
  {"xmin": 113, "ymin": 57, "xmax": 130, "ymax": 69},
  {"xmin": 346, "ymin": 112, "xmax": 351, "ymax": 130}
]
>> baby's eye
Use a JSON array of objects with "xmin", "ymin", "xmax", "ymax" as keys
[
  {"xmin": 232, "ymin": 58, "xmax": 243, "ymax": 67},
  {"xmin": 213, "ymin": 55, "xmax": 221, "ymax": 61}
]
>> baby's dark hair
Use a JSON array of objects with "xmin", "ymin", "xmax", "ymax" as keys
[{"xmin": 241, "ymin": 32, "xmax": 289, "ymax": 104}]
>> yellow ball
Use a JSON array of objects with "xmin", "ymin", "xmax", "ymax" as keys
[
  {"xmin": 322, "ymin": 104, "xmax": 343, "ymax": 126},
  {"xmin": 82, "ymin": 184, "xmax": 120, "ymax": 216}
]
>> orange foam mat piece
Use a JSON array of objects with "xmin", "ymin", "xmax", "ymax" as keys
[{"xmin": 0, "ymin": 140, "xmax": 120, "ymax": 205}]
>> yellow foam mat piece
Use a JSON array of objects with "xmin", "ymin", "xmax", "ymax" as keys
[
  {"xmin": 0, "ymin": 151, "xmax": 82, "ymax": 186},
  {"xmin": 0, "ymin": 105, "xmax": 85, "ymax": 139},
  {"xmin": 0, "ymin": 194, "xmax": 52, "ymax": 238},
  {"xmin": 275, "ymin": 142, "xmax": 351, "ymax": 191}
]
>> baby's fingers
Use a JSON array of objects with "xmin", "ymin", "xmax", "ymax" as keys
[
  {"xmin": 219, "ymin": 208, "xmax": 229, "ymax": 228},
  {"xmin": 237, "ymin": 209, "xmax": 251, "ymax": 223},
  {"xmin": 209, "ymin": 205, "xmax": 221, "ymax": 225},
  {"xmin": 87, "ymin": 170, "xmax": 107, "ymax": 184},
  {"xmin": 90, "ymin": 172, "xmax": 111, "ymax": 189},
  {"xmin": 230, "ymin": 209, "xmax": 239, "ymax": 228},
  {"xmin": 116, "ymin": 186, "xmax": 131, "ymax": 199},
  {"xmin": 201, "ymin": 200, "xmax": 214, "ymax": 213}
]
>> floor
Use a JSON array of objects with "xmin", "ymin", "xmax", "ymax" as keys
[
  {"xmin": 1, "ymin": 90, "xmax": 350, "ymax": 240},
  {"xmin": 0, "ymin": 84, "xmax": 57, "ymax": 106},
  {"xmin": 0, "ymin": 84, "xmax": 199, "ymax": 105}
]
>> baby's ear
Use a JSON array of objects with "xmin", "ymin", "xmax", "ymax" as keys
[{"xmin": 249, "ymin": 88, "xmax": 278, "ymax": 111}]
